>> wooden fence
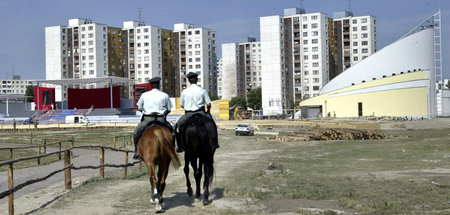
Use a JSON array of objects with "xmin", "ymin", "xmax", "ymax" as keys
[{"xmin": 0, "ymin": 137, "xmax": 140, "ymax": 215}]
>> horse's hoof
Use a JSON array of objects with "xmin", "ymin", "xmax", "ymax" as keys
[
  {"xmin": 195, "ymin": 193, "xmax": 201, "ymax": 199},
  {"xmin": 155, "ymin": 207, "xmax": 165, "ymax": 213},
  {"xmin": 203, "ymin": 199, "xmax": 210, "ymax": 205},
  {"xmin": 187, "ymin": 188, "xmax": 193, "ymax": 197},
  {"xmin": 150, "ymin": 198, "xmax": 157, "ymax": 204}
]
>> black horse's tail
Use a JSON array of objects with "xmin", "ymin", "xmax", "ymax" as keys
[{"xmin": 186, "ymin": 115, "xmax": 216, "ymax": 187}]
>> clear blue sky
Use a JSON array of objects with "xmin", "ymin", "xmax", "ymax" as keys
[{"xmin": 0, "ymin": 0, "xmax": 448, "ymax": 80}]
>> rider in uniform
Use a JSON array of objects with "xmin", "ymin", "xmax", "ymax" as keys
[
  {"xmin": 133, "ymin": 77, "xmax": 173, "ymax": 159},
  {"xmin": 174, "ymin": 72, "xmax": 219, "ymax": 152}
]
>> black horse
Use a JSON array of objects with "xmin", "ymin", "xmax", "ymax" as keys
[{"xmin": 180, "ymin": 113, "xmax": 218, "ymax": 205}]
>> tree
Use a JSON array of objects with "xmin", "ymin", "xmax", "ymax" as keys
[
  {"xmin": 25, "ymin": 85, "xmax": 34, "ymax": 102},
  {"xmin": 229, "ymin": 96, "xmax": 247, "ymax": 109},
  {"xmin": 247, "ymin": 88, "xmax": 261, "ymax": 110},
  {"xmin": 208, "ymin": 92, "xmax": 219, "ymax": 101}
]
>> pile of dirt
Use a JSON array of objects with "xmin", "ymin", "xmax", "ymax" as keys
[{"xmin": 259, "ymin": 128, "xmax": 386, "ymax": 142}]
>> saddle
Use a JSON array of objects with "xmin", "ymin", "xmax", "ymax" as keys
[{"xmin": 143, "ymin": 112, "xmax": 173, "ymax": 132}]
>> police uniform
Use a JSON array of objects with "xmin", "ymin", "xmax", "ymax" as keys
[{"xmin": 133, "ymin": 77, "xmax": 173, "ymax": 159}]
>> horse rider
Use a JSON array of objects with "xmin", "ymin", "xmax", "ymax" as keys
[
  {"xmin": 133, "ymin": 76, "xmax": 173, "ymax": 159},
  {"xmin": 174, "ymin": 72, "xmax": 219, "ymax": 152}
]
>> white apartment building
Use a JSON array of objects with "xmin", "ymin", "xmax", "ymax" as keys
[
  {"xmin": 174, "ymin": 23, "xmax": 217, "ymax": 95},
  {"xmin": 333, "ymin": 11, "xmax": 377, "ymax": 72},
  {"xmin": 45, "ymin": 18, "xmax": 109, "ymax": 101},
  {"xmin": 260, "ymin": 8, "xmax": 329, "ymax": 114},
  {"xmin": 123, "ymin": 21, "xmax": 162, "ymax": 84},
  {"xmin": 0, "ymin": 79, "xmax": 33, "ymax": 94},
  {"xmin": 216, "ymin": 58, "xmax": 223, "ymax": 98},
  {"xmin": 221, "ymin": 37, "xmax": 262, "ymax": 100}
]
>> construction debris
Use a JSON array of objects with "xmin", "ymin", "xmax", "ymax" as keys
[{"xmin": 258, "ymin": 128, "xmax": 388, "ymax": 142}]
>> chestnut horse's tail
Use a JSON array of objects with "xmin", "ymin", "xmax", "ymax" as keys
[{"xmin": 155, "ymin": 127, "xmax": 181, "ymax": 169}]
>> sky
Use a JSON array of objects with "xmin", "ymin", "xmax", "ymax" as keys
[{"xmin": 0, "ymin": 0, "xmax": 448, "ymax": 80}]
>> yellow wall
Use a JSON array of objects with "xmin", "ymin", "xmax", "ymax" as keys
[
  {"xmin": 218, "ymin": 99, "xmax": 229, "ymax": 120},
  {"xmin": 301, "ymin": 71, "xmax": 429, "ymax": 117}
]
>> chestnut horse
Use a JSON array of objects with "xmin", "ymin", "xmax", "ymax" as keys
[
  {"xmin": 181, "ymin": 114, "xmax": 218, "ymax": 205},
  {"xmin": 138, "ymin": 125, "xmax": 181, "ymax": 213}
]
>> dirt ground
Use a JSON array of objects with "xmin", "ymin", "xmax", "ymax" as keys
[{"xmin": 1, "ymin": 118, "xmax": 449, "ymax": 214}]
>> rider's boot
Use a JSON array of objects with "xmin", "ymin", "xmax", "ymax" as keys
[
  {"xmin": 175, "ymin": 128, "xmax": 183, "ymax": 153},
  {"xmin": 133, "ymin": 134, "xmax": 139, "ymax": 159}
]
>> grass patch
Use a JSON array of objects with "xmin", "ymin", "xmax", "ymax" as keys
[
  {"xmin": 222, "ymin": 128, "xmax": 450, "ymax": 214},
  {"xmin": 0, "ymin": 149, "xmax": 61, "ymax": 171}
]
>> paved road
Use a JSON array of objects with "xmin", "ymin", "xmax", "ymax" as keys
[{"xmin": 0, "ymin": 144, "xmax": 136, "ymax": 205}]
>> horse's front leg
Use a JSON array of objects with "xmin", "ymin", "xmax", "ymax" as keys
[{"xmin": 184, "ymin": 153, "xmax": 193, "ymax": 196}]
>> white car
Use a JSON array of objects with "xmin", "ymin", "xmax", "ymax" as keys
[{"xmin": 235, "ymin": 123, "xmax": 254, "ymax": 136}]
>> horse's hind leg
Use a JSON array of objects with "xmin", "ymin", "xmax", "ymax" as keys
[
  {"xmin": 147, "ymin": 162, "xmax": 163, "ymax": 212},
  {"xmin": 202, "ymin": 160, "xmax": 213, "ymax": 205},
  {"xmin": 194, "ymin": 159, "xmax": 203, "ymax": 199},
  {"xmin": 184, "ymin": 154, "xmax": 193, "ymax": 197}
]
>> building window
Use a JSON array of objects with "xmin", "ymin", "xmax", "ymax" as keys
[
  {"xmin": 311, "ymin": 23, "xmax": 318, "ymax": 28},
  {"xmin": 304, "ymin": 55, "xmax": 308, "ymax": 60},
  {"xmin": 361, "ymin": 26, "xmax": 368, "ymax": 31},
  {"xmin": 303, "ymin": 16, "xmax": 307, "ymax": 21},
  {"xmin": 195, "ymin": 30, "xmax": 200, "ymax": 34},
  {"xmin": 312, "ymin": 31, "xmax": 318, "ymax": 36},
  {"xmin": 362, "ymin": 41, "xmax": 368, "ymax": 46},
  {"xmin": 353, "ymin": 34, "xmax": 357, "ymax": 39},
  {"xmin": 362, "ymin": 48, "xmax": 368, "ymax": 53},
  {"xmin": 354, "ymin": 56, "xmax": 359, "ymax": 61},
  {"xmin": 353, "ymin": 27, "xmax": 358, "ymax": 31},
  {"xmin": 312, "ymin": 39, "xmax": 318, "ymax": 44},
  {"xmin": 353, "ymin": 42, "xmax": 358, "ymax": 46},
  {"xmin": 303, "ymin": 24, "xmax": 308, "ymax": 29},
  {"xmin": 313, "ymin": 70, "xmax": 319, "ymax": 75},
  {"xmin": 352, "ymin": 19, "xmax": 357, "ymax": 24},
  {"xmin": 353, "ymin": 49, "xmax": 358, "ymax": 54},
  {"xmin": 89, "ymin": 70, "xmax": 94, "ymax": 75},
  {"xmin": 361, "ymin": 18, "xmax": 368, "ymax": 23},
  {"xmin": 312, "ymin": 47, "xmax": 318, "ymax": 52},
  {"xmin": 312, "ymin": 62, "xmax": 319, "ymax": 67},
  {"xmin": 311, "ymin": 15, "xmax": 317, "ymax": 20},
  {"xmin": 313, "ymin": 86, "xmax": 320, "ymax": 91},
  {"xmin": 195, "ymin": 58, "xmax": 201, "ymax": 62},
  {"xmin": 312, "ymin": 54, "xmax": 318, "ymax": 59},
  {"xmin": 303, "ymin": 32, "xmax": 308, "ymax": 37},
  {"xmin": 88, "ymin": 26, "xmax": 93, "ymax": 31},
  {"xmin": 361, "ymin": 33, "xmax": 368, "ymax": 38}
]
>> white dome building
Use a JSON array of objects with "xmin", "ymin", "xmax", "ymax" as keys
[{"xmin": 300, "ymin": 12, "xmax": 441, "ymax": 118}]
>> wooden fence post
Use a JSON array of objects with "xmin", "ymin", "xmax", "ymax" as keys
[
  {"xmin": 43, "ymin": 139, "xmax": 47, "ymax": 154},
  {"xmin": 30, "ymin": 132, "xmax": 33, "ymax": 145},
  {"xmin": 37, "ymin": 146, "xmax": 41, "ymax": 165},
  {"xmin": 58, "ymin": 142, "xmax": 62, "ymax": 160},
  {"xmin": 113, "ymin": 136, "xmax": 117, "ymax": 148},
  {"xmin": 9, "ymin": 148, "xmax": 13, "ymax": 160},
  {"xmin": 64, "ymin": 150, "xmax": 72, "ymax": 190},
  {"xmin": 100, "ymin": 147, "xmax": 105, "ymax": 179},
  {"xmin": 123, "ymin": 137, "xmax": 126, "ymax": 148},
  {"xmin": 8, "ymin": 163, "xmax": 14, "ymax": 215},
  {"xmin": 124, "ymin": 152, "xmax": 128, "ymax": 178}
]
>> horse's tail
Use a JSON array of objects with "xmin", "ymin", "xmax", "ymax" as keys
[{"xmin": 156, "ymin": 127, "xmax": 181, "ymax": 169}]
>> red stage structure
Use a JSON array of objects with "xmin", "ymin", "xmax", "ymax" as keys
[
  {"xmin": 34, "ymin": 86, "xmax": 55, "ymax": 110},
  {"xmin": 134, "ymin": 83, "xmax": 151, "ymax": 107},
  {"xmin": 68, "ymin": 86, "xmax": 120, "ymax": 109}
]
